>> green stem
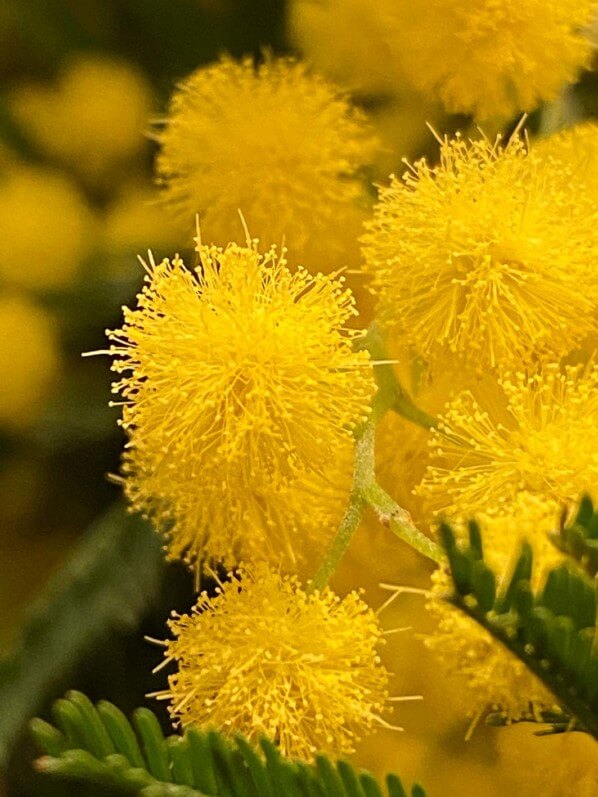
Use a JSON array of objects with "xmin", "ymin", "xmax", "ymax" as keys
[
  {"xmin": 359, "ymin": 323, "xmax": 436, "ymax": 431},
  {"xmin": 362, "ymin": 482, "xmax": 443, "ymax": 565},
  {"xmin": 309, "ymin": 494, "xmax": 367, "ymax": 593},
  {"xmin": 309, "ymin": 343, "xmax": 443, "ymax": 591}
]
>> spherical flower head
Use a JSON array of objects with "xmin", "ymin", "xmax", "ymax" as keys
[
  {"xmin": 396, "ymin": 0, "xmax": 596, "ymax": 119},
  {"xmin": 0, "ymin": 166, "xmax": 97, "ymax": 290},
  {"xmin": 362, "ymin": 133, "xmax": 598, "ymax": 370},
  {"xmin": 10, "ymin": 56, "xmax": 153, "ymax": 184},
  {"xmin": 154, "ymin": 563, "xmax": 390, "ymax": 760},
  {"xmin": 426, "ymin": 494, "xmax": 561, "ymax": 721},
  {"xmin": 107, "ymin": 238, "xmax": 374, "ymax": 571},
  {"xmin": 418, "ymin": 362, "xmax": 598, "ymax": 519},
  {"xmin": 156, "ymin": 55, "xmax": 376, "ymax": 271},
  {"xmin": 0, "ymin": 295, "xmax": 61, "ymax": 430}
]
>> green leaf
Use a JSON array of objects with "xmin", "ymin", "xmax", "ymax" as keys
[
  {"xmin": 31, "ymin": 692, "xmax": 426, "ymax": 797},
  {"xmin": 440, "ymin": 502, "xmax": 598, "ymax": 740},
  {"xmin": 0, "ymin": 503, "xmax": 163, "ymax": 767},
  {"xmin": 551, "ymin": 494, "xmax": 598, "ymax": 578}
]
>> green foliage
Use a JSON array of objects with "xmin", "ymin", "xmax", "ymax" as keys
[
  {"xmin": 0, "ymin": 504, "xmax": 163, "ymax": 768},
  {"xmin": 551, "ymin": 494, "xmax": 598, "ymax": 579},
  {"xmin": 440, "ymin": 516, "xmax": 598, "ymax": 739},
  {"xmin": 31, "ymin": 692, "xmax": 426, "ymax": 797}
]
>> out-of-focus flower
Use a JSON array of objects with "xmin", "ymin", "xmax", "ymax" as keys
[
  {"xmin": 10, "ymin": 56, "xmax": 153, "ymax": 184},
  {"xmin": 289, "ymin": 0, "xmax": 411, "ymax": 96},
  {"xmin": 289, "ymin": 0, "xmax": 443, "ymax": 173},
  {"xmin": 0, "ymin": 166, "xmax": 96, "ymax": 291},
  {"xmin": 362, "ymin": 133, "xmax": 598, "ymax": 370},
  {"xmin": 397, "ymin": 0, "xmax": 596, "ymax": 119},
  {"xmin": 153, "ymin": 563, "xmax": 390, "ymax": 760},
  {"xmin": 106, "ymin": 238, "xmax": 373, "ymax": 572},
  {"xmin": 418, "ymin": 362, "xmax": 598, "ymax": 518},
  {"xmin": 0, "ymin": 294, "xmax": 60, "ymax": 429},
  {"xmin": 156, "ymin": 55, "xmax": 376, "ymax": 271},
  {"xmin": 291, "ymin": 0, "xmax": 596, "ymax": 120},
  {"xmin": 103, "ymin": 183, "xmax": 187, "ymax": 264},
  {"xmin": 425, "ymin": 494, "xmax": 561, "ymax": 723}
]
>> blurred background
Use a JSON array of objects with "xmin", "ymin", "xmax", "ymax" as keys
[{"xmin": 0, "ymin": 2, "xmax": 597, "ymax": 796}]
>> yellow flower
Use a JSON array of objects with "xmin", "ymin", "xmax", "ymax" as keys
[
  {"xmin": 156, "ymin": 55, "xmax": 376, "ymax": 271},
  {"xmin": 426, "ymin": 494, "xmax": 561, "ymax": 722},
  {"xmin": 103, "ymin": 182, "xmax": 187, "ymax": 266},
  {"xmin": 0, "ymin": 165, "xmax": 96, "ymax": 290},
  {"xmin": 397, "ymin": 0, "xmax": 596, "ymax": 119},
  {"xmin": 536, "ymin": 121, "xmax": 598, "ymax": 201},
  {"xmin": 10, "ymin": 56, "xmax": 153, "ymax": 184},
  {"xmin": 153, "ymin": 563, "xmax": 390, "ymax": 760},
  {"xmin": 0, "ymin": 294, "xmax": 61, "ymax": 429},
  {"xmin": 418, "ymin": 362, "xmax": 598, "ymax": 519},
  {"xmin": 289, "ymin": 0, "xmax": 411, "ymax": 96},
  {"xmin": 362, "ymin": 133, "xmax": 598, "ymax": 370},
  {"xmin": 106, "ymin": 238, "xmax": 373, "ymax": 572}
]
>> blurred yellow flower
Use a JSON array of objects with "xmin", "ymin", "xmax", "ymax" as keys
[
  {"xmin": 289, "ymin": 0, "xmax": 410, "ymax": 96},
  {"xmin": 156, "ymin": 55, "xmax": 376, "ymax": 271},
  {"xmin": 153, "ymin": 563, "xmax": 390, "ymax": 760},
  {"xmin": 10, "ymin": 56, "xmax": 153, "ymax": 184},
  {"xmin": 419, "ymin": 362, "xmax": 598, "ymax": 518},
  {"xmin": 0, "ymin": 294, "xmax": 60, "ymax": 429},
  {"xmin": 397, "ymin": 0, "xmax": 596, "ymax": 119},
  {"xmin": 103, "ymin": 183, "xmax": 187, "ymax": 261},
  {"xmin": 106, "ymin": 238, "xmax": 373, "ymax": 572},
  {"xmin": 426, "ymin": 494, "xmax": 561, "ymax": 723},
  {"xmin": 0, "ymin": 165, "xmax": 96, "ymax": 290},
  {"xmin": 289, "ymin": 0, "xmax": 443, "ymax": 174},
  {"xmin": 362, "ymin": 133, "xmax": 598, "ymax": 370},
  {"xmin": 291, "ymin": 0, "xmax": 595, "ymax": 120}
]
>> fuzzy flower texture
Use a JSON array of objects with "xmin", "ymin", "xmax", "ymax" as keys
[
  {"xmin": 397, "ymin": 0, "xmax": 596, "ymax": 119},
  {"xmin": 157, "ymin": 55, "xmax": 376, "ymax": 271},
  {"xmin": 363, "ymin": 132, "xmax": 598, "ymax": 370},
  {"xmin": 107, "ymin": 239, "xmax": 373, "ymax": 572},
  {"xmin": 154, "ymin": 564, "xmax": 390, "ymax": 760},
  {"xmin": 420, "ymin": 362, "xmax": 598, "ymax": 518}
]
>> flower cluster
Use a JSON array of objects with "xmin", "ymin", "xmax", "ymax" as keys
[{"xmin": 99, "ymin": 9, "xmax": 598, "ymax": 773}]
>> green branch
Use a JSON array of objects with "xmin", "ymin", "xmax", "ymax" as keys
[{"xmin": 310, "ymin": 331, "xmax": 442, "ymax": 591}]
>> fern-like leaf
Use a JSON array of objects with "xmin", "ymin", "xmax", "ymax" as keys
[
  {"xmin": 440, "ymin": 518, "xmax": 598, "ymax": 739},
  {"xmin": 0, "ymin": 503, "xmax": 163, "ymax": 767},
  {"xmin": 31, "ymin": 692, "xmax": 426, "ymax": 797},
  {"xmin": 551, "ymin": 494, "xmax": 598, "ymax": 579}
]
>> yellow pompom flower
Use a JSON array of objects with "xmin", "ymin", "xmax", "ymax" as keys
[
  {"xmin": 156, "ymin": 55, "xmax": 376, "ymax": 271},
  {"xmin": 418, "ymin": 362, "xmax": 598, "ymax": 519},
  {"xmin": 0, "ymin": 294, "xmax": 61, "ymax": 429},
  {"xmin": 106, "ymin": 238, "xmax": 373, "ymax": 571},
  {"xmin": 362, "ymin": 133, "xmax": 598, "ymax": 370},
  {"xmin": 152, "ymin": 563, "xmax": 390, "ymax": 760},
  {"xmin": 426, "ymin": 494, "xmax": 561, "ymax": 723},
  {"xmin": 10, "ymin": 56, "xmax": 153, "ymax": 184},
  {"xmin": 0, "ymin": 166, "xmax": 96, "ymax": 290},
  {"xmin": 397, "ymin": 0, "xmax": 596, "ymax": 119}
]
